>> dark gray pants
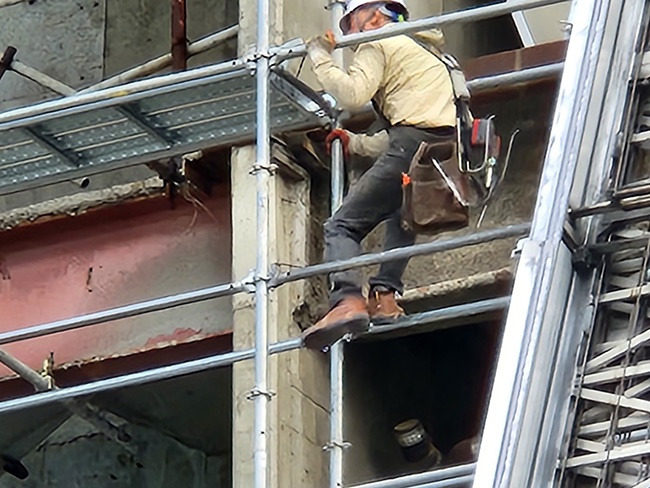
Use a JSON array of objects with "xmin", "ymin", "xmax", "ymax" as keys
[{"xmin": 325, "ymin": 126, "xmax": 454, "ymax": 306}]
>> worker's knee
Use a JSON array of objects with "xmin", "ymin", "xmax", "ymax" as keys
[
  {"xmin": 324, "ymin": 217, "xmax": 361, "ymax": 243},
  {"xmin": 323, "ymin": 217, "xmax": 342, "ymax": 238}
]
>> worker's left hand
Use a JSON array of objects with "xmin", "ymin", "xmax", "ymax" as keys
[
  {"xmin": 326, "ymin": 128, "xmax": 350, "ymax": 158},
  {"xmin": 306, "ymin": 30, "xmax": 336, "ymax": 56}
]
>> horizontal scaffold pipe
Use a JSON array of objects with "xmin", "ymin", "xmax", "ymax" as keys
[
  {"xmin": 367, "ymin": 296, "xmax": 510, "ymax": 336},
  {"xmin": 350, "ymin": 462, "xmax": 476, "ymax": 488},
  {"xmin": 0, "ymin": 227, "xmax": 523, "ymax": 345},
  {"xmin": 274, "ymin": 0, "xmax": 567, "ymax": 59},
  {"xmin": 80, "ymin": 25, "xmax": 239, "ymax": 94},
  {"xmin": 0, "ymin": 62, "xmax": 249, "ymax": 129},
  {"xmin": 272, "ymin": 223, "xmax": 530, "ymax": 287},
  {"xmin": 0, "ymin": 297, "xmax": 504, "ymax": 415},
  {"xmin": 0, "ymin": 281, "xmax": 247, "ymax": 346},
  {"xmin": 468, "ymin": 62, "xmax": 564, "ymax": 92}
]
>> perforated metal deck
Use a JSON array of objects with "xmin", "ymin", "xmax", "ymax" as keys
[{"xmin": 0, "ymin": 63, "xmax": 334, "ymax": 195}]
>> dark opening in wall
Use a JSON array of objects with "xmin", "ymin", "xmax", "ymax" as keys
[
  {"xmin": 343, "ymin": 321, "xmax": 501, "ymax": 485},
  {"xmin": 442, "ymin": 0, "xmax": 523, "ymax": 59}
]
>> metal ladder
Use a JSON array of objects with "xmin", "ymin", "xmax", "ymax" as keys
[{"xmin": 474, "ymin": 1, "xmax": 650, "ymax": 487}]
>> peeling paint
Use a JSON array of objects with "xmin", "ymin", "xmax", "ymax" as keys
[
  {"xmin": 144, "ymin": 328, "xmax": 203, "ymax": 349},
  {"xmin": 0, "ymin": 258, "xmax": 9, "ymax": 280},
  {"xmin": 0, "ymin": 178, "xmax": 165, "ymax": 231}
]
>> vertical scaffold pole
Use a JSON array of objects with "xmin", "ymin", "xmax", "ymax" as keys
[
  {"xmin": 329, "ymin": 2, "xmax": 346, "ymax": 487},
  {"xmin": 253, "ymin": 0, "xmax": 271, "ymax": 485}
]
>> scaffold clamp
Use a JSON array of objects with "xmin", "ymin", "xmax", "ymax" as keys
[
  {"xmin": 250, "ymin": 162, "xmax": 279, "ymax": 175},
  {"xmin": 323, "ymin": 440, "xmax": 352, "ymax": 451},
  {"xmin": 247, "ymin": 388, "xmax": 277, "ymax": 401},
  {"xmin": 242, "ymin": 271, "xmax": 257, "ymax": 293}
]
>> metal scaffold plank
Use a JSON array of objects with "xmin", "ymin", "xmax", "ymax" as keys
[{"xmin": 0, "ymin": 67, "xmax": 335, "ymax": 195}]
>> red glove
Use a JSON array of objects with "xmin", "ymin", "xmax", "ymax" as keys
[{"xmin": 326, "ymin": 129, "xmax": 350, "ymax": 158}]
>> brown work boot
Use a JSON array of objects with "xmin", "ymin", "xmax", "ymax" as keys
[
  {"xmin": 302, "ymin": 295, "xmax": 369, "ymax": 351},
  {"xmin": 367, "ymin": 286, "xmax": 405, "ymax": 324}
]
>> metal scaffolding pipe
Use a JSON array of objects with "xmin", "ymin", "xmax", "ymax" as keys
[
  {"xmin": 367, "ymin": 296, "xmax": 510, "ymax": 336},
  {"xmin": 253, "ymin": 0, "xmax": 272, "ymax": 485},
  {"xmin": 10, "ymin": 60, "xmax": 76, "ymax": 96},
  {"xmin": 474, "ymin": 0, "xmax": 607, "ymax": 486},
  {"xmin": 408, "ymin": 475, "xmax": 476, "ymax": 488},
  {"xmin": 0, "ymin": 281, "xmax": 246, "ymax": 346},
  {"xmin": 329, "ymin": 1, "xmax": 347, "ymax": 486},
  {"xmin": 274, "ymin": 0, "xmax": 566, "ymax": 59},
  {"xmin": 339, "ymin": 0, "xmax": 565, "ymax": 48},
  {"xmin": 0, "ymin": 227, "xmax": 523, "ymax": 346},
  {"xmin": 468, "ymin": 62, "xmax": 564, "ymax": 92},
  {"xmin": 351, "ymin": 463, "xmax": 476, "ymax": 488},
  {"xmin": 0, "ymin": 349, "xmax": 133, "ymax": 450},
  {"xmin": 0, "ymin": 59, "xmax": 248, "ymax": 129},
  {"xmin": 273, "ymin": 223, "xmax": 530, "ymax": 287},
  {"xmin": 0, "ymin": 297, "xmax": 503, "ymax": 415},
  {"xmin": 81, "ymin": 26, "xmax": 239, "ymax": 93}
]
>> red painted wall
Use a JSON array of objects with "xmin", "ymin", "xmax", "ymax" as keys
[{"xmin": 0, "ymin": 187, "xmax": 232, "ymax": 377}]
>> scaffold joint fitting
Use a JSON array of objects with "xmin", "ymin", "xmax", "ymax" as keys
[
  {"xmin": 323, "ymin": 440, "xmax": 352, "ymax": 451},
  {"xmin": 247, "ymin": 388, "xmax": 276, "ymax": 401}
]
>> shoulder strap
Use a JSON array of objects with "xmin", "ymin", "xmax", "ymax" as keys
[{"xmin": 407, "ymin": 35, "xmax": 471, "ymax": 103}]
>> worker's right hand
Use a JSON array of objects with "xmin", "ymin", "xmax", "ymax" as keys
[
  {"xmin": 326, "ymin": 129, "xmax": 351, "ymax": 158},
  {"xmin": 306, "ymin": 30, "xmax": 337, "ymax": 62}
]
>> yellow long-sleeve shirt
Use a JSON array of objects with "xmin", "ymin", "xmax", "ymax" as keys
[{"xmin": 309, "ymin": 30, "xmax": 456, "ymax": 157}]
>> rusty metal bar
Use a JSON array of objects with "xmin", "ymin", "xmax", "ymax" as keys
[
  {"xmin": 171, "ymin": 0, "xmax": 188, "ymax": 71},
  {"xmin": 0, "ymin": 46, "xmax": 16, "ymax": 83}
]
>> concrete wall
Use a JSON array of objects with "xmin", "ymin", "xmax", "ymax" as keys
[
  {"xmin": 0, "ymin": 0, "xmax": 237, "ymax": 111},
  {"xmin": 0, "ymin": 0, "xmax": 105, "ymax": 112},
  {"xmin": 0, "ymin": 0, "xmax": 237, "ymax": 215},
  {"xmin": 104, "ymin": 0, "xmax": 238, "ymax": 77},
  {"xmin": 0, "ymin": 368, "xmax": 233, "ymax": 487}
]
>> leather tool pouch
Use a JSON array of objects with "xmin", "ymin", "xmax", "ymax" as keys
[{"xmin": 401, "ymin": 140, "xmax": 470, "ymax": 235}]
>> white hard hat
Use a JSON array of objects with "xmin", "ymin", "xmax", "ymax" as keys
[{"xmin": 340, "ymin": 0, "xmax": 409, "ymax": 33}]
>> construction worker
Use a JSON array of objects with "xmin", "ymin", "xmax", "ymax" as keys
[{"xmin": 302, "ymin": 0, "xmax": 457, "ymax": 351}]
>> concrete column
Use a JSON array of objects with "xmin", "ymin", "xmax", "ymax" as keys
[
  {"xmin": 231, "ymin": 0, "xmax": 333, "ymax": 484},
  {"xmin": 231, "ymin": 144, "xmax": 330, "ymax": 487}
]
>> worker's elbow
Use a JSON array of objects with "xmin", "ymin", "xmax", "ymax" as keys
[{"xmin": 335, "ymin": 97, "xmax": 366, "ymax": 112}]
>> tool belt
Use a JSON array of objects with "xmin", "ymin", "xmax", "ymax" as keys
[{"xmin": 401, "ymin": 139, "xmax": 471, "ymax": 235}]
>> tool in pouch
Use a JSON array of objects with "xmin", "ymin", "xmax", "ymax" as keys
[{"xmin": 401, "ymin": 37, "xmax": 519, "ymax": 234}]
